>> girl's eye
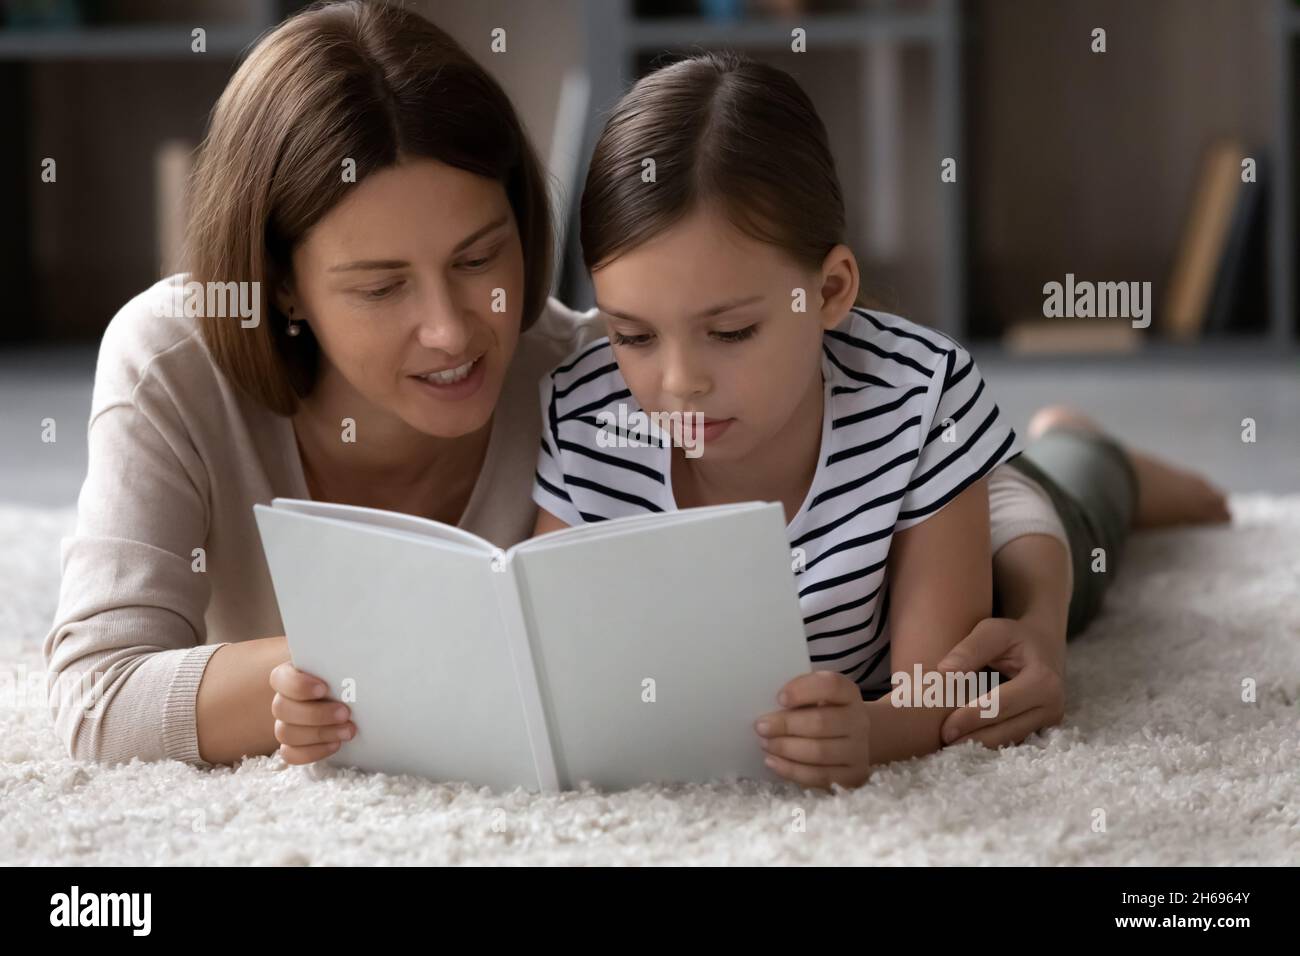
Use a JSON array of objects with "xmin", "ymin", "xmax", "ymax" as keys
[
  {"xmin": 611, "ymin": 331, "xmax": 654, "ymax": 348},
  {"xmin": 361, "ymin": 282, "xmax": 402, "ymax": 301},
  {"xmin": 712, "ymin": 324, "xmax": 759, "ymax": 343}
]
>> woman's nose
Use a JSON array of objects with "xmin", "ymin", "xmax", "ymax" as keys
[{"xmin": 415, "ymin": 288, "xmax": 474, "ymax": 355}]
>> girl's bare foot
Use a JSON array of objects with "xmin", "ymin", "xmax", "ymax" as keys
[{"xmin": 1026, "ymin": 404, "xmax": 1232, "ymax": 529}]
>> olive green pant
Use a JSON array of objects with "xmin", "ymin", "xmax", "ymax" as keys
[{"xmin": 998, "ymin": 427, "xmax": 1140, "ymax": 639}]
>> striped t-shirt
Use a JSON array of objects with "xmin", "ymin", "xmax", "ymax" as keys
[{"xmin": 532, "ymin": 307, "xmax": 1017, "ymax": 699}]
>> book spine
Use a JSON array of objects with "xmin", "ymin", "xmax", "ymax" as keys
[{"xmin": 489, "ymin": 550, "xmax": 561, "ymax": 792}]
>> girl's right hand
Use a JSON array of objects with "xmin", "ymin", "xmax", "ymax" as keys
[{"xmin": 268, "ymin": 659, "xmax": 356, "ymax": 765}]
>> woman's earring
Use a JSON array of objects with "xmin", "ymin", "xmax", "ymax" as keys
[{"xmin": 287, "ymin": 306, "xmax": 302, "ymax": 337}]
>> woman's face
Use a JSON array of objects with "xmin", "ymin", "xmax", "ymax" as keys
[
  {"xmin": 590, "ymin": 206, "xmax": 855, "ymax": 462},
  {"xmin": 285, "ymin": 157, "xmax": 525, "ymax": 438}
]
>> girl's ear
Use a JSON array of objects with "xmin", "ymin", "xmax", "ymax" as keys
[{"xmin": 817, "ymin": 243, "xmax": 860, "ymax": 331}]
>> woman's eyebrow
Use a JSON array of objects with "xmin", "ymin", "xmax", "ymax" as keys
[
  {"xmin": 451, "ymin": 215, "xmax": 510, "ymax": 253},
  {"xmin": 328, "ymin": 216, "xmax": 511, "ymax": 272},
  {"xmin": 597, "ymin": 295, "xmax": 764, "ymax": 324}
]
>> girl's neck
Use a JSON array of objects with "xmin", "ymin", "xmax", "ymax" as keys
[
  {"xmin": 672, "ymin": 366, "xmax": 825, "ymax": 525},
  {"xmin": 292, "ymin": 372, "xmax": 491, "ymax": 524}
]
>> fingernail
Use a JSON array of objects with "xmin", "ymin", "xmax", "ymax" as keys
[
  {"xmin": 777, "ymin": 692, "xmax": 789, "ymax": 707},
  {"xmin": 942, "ymin": 727, "xmax": 956, "ymax": 744},
  {"xmin": 338, "ymin": 725, "xmax": 353, "ymax": 741},
  {"xmin": 755, "ymin": 721, "xmax": 771, "ymax": 736},
  {"xmin": 334, "ymin": 706, "xmax": 348, "ymax": 721},
  {"xmin": 314, "ymin": 683, "xmax": 328, "ymax": 696},
  {"xmin": 764, "ymin": 756, "xmax": 777, "ymax": 768}
]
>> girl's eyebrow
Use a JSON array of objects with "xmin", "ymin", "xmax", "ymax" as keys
[
  {"xmin": 328, "ymin": 216, "xmax": 510, "ymax": 272},
  {"xmin": 596, "ymin": 294, "xmax": 764, "ymax": 324}
]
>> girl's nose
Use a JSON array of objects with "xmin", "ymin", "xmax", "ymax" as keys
[{"xmin": 660, "ymin": 346, "xmax": 710, "ymax": 400}]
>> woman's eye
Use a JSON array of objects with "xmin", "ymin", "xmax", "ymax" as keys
[
  {"xmin": 611, "ymin": 331, "xmax": 654, "ymax": 348},
  {"xmin": 712, "ymin": 324, "xmax": 758, "ymax": 343},
  {"xmin": 458, "ymin": 247, "xmax": 501, "ymax": 271},
  {"xmin": 361, "ymin": 282, "xmax": 402, "ymax": 301}
]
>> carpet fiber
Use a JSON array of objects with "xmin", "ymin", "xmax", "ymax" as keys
[{"xmin": 2, "ymin": 498, "xmax": 1297, "ymax": 865}]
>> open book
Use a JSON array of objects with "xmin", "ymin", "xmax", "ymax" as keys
[{"xmin": 253, "ymin": 499, "xmax": 811, "ymax": 792}]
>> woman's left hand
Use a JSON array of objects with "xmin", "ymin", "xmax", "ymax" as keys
[
  {"xmin": 754, "ymin": 670, "xmax": 872, "ymax": 790},
  {"xmin": 936, "ymin": 616, "xmax": 1066, "ymax": 749}
]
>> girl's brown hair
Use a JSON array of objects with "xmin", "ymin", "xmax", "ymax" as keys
[
  {"xmin": 580, "ymin": 51, "xmax": 846, "ymax": 274},
  {"xmin": 187, "ymin": 0, "xmax": 553, "ymax": 415}
]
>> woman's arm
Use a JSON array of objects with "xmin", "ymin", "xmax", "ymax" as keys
[
  {"xmin": 194, "ymin": 637, "xmax": 288, "ymax": 763},
  {"xmin": 935, "ymin": 533, "xmax": 1069, "ymax": 748},
  {"xmin": 44, "ymin": 395, "xmax": 223, "ymax": 765},
  {"xmin": 862, "ymin": 478, "xmax": 995, "ymax": 765},
  {"xmin": 989, "ymin": 534, "xmax": 1069, "ymax": 674}
]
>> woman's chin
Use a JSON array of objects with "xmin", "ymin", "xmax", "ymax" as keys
[{"xmin": 399, "ymin": 370, "xmax": 501, "ymax": 438}]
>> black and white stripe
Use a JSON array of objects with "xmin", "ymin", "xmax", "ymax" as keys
[{"xmin": 533, "ymin": 307, "xmax": 1016, "ymax": 699}]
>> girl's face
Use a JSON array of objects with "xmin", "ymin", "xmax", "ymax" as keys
[
  {"xmin": 284, "ymin": 157, "xmax": 525, "ymax": 438},
  {"xmin": 591, "ymin": 206, "xmax": 858, "ymax": 462}
]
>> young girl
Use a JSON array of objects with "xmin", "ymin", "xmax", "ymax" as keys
[{"xmin": 533, "ymin": 52, "xmax": 1228, "ymax": 790}]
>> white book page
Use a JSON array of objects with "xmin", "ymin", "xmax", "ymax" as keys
[
  {"xmin": 510, "ymin": 501, "xmax": 770, "ymax": 556},
  {"xmin": 271, "ymin": 497, "xmax": 493, "ymax": 555},
  {"xmin": 254, "ymin": 505, "xmax": 538, "ymax": 791},
  {"xmin": 510, "ymin": 503, "xmax": 810, "ymax": 789}
]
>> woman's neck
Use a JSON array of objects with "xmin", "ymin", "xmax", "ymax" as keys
[
  {"xmin": 292, "ymin": 375, "xmax": 492, "ymax": 525},
  {"xmin": 672, "ymin": 368, "xmax": 825, "ymax": 524}
]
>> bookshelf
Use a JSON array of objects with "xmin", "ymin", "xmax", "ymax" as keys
[
  {"xmin": 572, "ymin": 0, "xmax": 1296, "ymax": 349},
  {"xmin": 0, "ymin": 1, "xmax": 306, "ymax": 344},
  {"xmin": 1272, "ymin": 0, "xmax": 1298, "ymax": 345}
]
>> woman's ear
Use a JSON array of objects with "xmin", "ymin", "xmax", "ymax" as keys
[
  {"xmin": 817, "ymin": 243, "xmax": 860, "ymax": 331},
  {"xmin": 273, "ymin": 281, "xmax": 299, "ymax": 319}
]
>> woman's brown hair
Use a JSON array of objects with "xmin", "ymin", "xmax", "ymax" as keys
[
  {"xmin": 187, "ymin": 0, "xmax": 553, "ymax": 415},
  {"xmin": 580, "ymin": 51, "xmax": 846, "ymax": 275}
]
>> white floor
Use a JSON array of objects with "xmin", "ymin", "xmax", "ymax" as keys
[{"xmin": 2, "ymin": 496, "xmax": 1296, "ymax": 864}]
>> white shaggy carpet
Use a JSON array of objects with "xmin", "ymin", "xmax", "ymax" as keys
[{"xmin": 1, "ymin": 498, "xmax": 1297, "ymax": 866}]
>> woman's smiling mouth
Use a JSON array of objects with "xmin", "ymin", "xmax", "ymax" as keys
[{"xmin": 409, "ymin": 354, "xmax": 486, "ymax": 399}]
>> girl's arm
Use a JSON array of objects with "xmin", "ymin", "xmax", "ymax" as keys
[
  {"xmin": 862, "ymin": 477, "xmax": 995, "ymax": 765},
  {"xmin": 532, "ymin": 507, "xmax": 570, "ymax": 536}
]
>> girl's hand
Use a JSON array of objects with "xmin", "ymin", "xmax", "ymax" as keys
[
  {"xmin": 754, "ymin": 670, "xmax": 871, "ymax": 790},
  {"xmin": 936, "ymin": 617, "xmax": 1065, "ymax": 749},
  {"xmin": 268, "ymin": 658, "xmax": 356, "ymax": 765}
]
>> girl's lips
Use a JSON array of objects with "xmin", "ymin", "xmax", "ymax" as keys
[
  {"xmin": 680, "ymin": 416, "xmax": 735, "ymax": 444},
  {"xmin": 700, "ymin": 417, "xmax": 734, "ymax": 441},
  {"xmin": 408, "ymin": 354, "xmax": 486, "ymax": 401}
]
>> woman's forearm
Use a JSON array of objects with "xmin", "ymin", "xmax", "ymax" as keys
[
  {"xmin": 195, "ymin": 635, "xmax": 290, "ymax": 764},
  {"xmin": 991, "ymin": 534, "xmax": 1071, "ymax": 673}
]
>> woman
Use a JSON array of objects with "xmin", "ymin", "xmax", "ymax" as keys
[{"xmin": 42, "ymin": 0, "xmax": 1220, "ymax": 772}]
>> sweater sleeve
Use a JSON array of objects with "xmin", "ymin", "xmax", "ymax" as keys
[{"xmin": 43, "ymin": 360, "xmax": 226, "ymax": 767}]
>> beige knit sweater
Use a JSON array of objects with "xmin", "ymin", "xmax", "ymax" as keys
[{"xmin": 44, "ymin": 275, "xmax": 600, "ymax": 767}]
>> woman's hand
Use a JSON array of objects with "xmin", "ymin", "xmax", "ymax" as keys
[
  {"xmin": 936, "ymin": 616, "xmax": 1066, "ymax": 749},
  {"xmin": 269, "ymin": 658, "xmax": 356, "ymax": 765},
  {"xmin": 754, "ymin": 670, "xmax": 871, "ymax": 790}
]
